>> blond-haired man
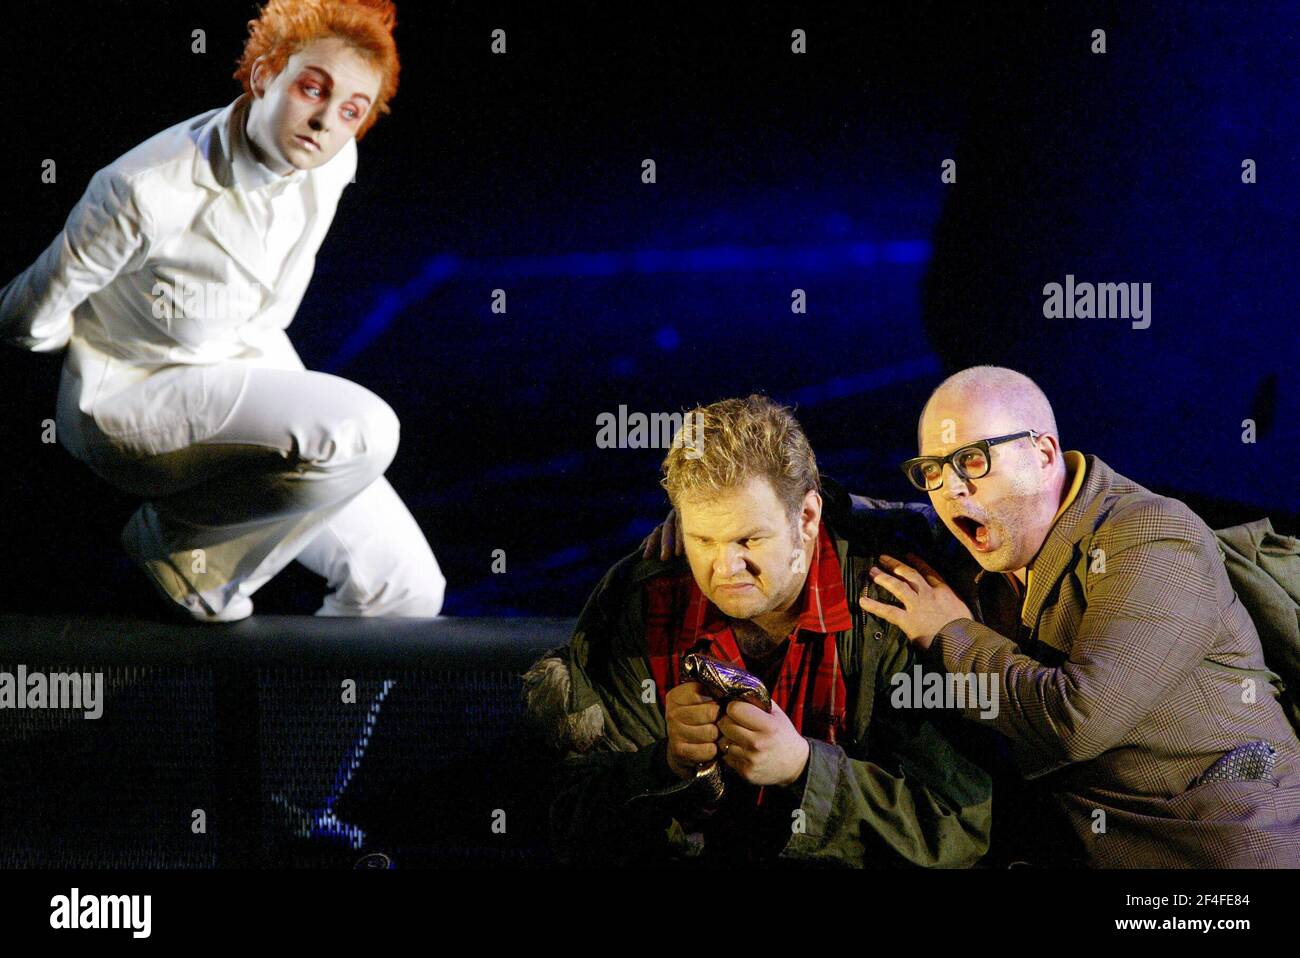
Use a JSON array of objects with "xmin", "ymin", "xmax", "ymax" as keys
[{"xmin": 525, "ymin": 394, "xmax": 992, "ymax": 866}]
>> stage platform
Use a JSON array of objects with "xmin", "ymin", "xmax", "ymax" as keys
[{"xmin": 0, "ymin": 614, "xmax": 576, "ymax": 868}]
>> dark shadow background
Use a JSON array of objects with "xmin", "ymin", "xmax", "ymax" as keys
[{"xmin": 1, "ymin": 1, "xmax": 1295, "ymax": 617}]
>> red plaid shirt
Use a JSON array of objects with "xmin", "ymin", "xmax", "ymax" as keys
[{"xmin": 643, "ymin": 520, "xmax": 852, "ymax": 748}]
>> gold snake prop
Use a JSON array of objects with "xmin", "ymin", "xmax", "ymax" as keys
[{"xmin": 679, "ymin": 653, "xmax": 772, "ymax": 801}]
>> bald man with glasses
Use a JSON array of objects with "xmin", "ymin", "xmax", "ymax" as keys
[{"xmin": 859, "ymin": 365, "xmax": 1300, "ymax": 867}]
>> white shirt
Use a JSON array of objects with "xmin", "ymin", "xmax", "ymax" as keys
[{"xmin": 226, "ymin": 99, "xmax": 309, "ymax": 287}]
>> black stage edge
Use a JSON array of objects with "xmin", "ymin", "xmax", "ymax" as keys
[
  {"xmin": 0, "ymin": 614, "xmax": 574, "ymax": 870},
  {"xmin": 0, "ymin": 613, "xmax": 575, "ymax": 666}
]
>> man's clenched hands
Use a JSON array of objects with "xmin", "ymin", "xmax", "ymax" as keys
[
  {"xmin": 665, "ymin": 681, "xmax": 811, "ymax": 787},
  {"xmin": 717, "ymin": 698, "xmax": 810, "ymax": 787},
  {"xmin": 664, "ymin": 681, "xmax": 721, "ymax": 780}
]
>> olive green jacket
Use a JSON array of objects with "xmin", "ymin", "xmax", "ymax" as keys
[{"xmin": 522, "ymin": 481, "xmax": 992, "ymax": 867}]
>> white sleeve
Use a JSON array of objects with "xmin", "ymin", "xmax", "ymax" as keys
[{"xmin": 0, "ymin": 167, "xmax": 153, "ymax": 353}]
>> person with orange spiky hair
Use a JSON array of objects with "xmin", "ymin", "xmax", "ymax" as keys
[
  {"xmin": 235, "ymin": 0, "xmax": 402, "ymax": 154},
  {"xmin": 0, "ymin": 1, "xmax": 446, "ymax": 622}
]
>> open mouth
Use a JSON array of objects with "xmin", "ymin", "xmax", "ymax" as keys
[{"xmin": 952, "ymin": 515, "xmax": 992, "ymax": 551}]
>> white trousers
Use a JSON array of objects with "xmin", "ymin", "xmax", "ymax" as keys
[{"xmin": 69, "ymin": 362, "xmax": 445, "ymax": 618}]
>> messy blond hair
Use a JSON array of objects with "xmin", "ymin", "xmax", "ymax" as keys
[{"xmin": 660, "ymin": 394, "xmax": 820, "ymax": 517}]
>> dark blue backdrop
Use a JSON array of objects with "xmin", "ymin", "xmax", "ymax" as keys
[{"xmin": 2, "ymin": 1, "xmax": 1296, "ymax": 616}]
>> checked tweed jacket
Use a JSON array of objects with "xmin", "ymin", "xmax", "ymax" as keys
[{"xmin": 932, "ymin": 454, "xmax": 1300, "ymax": 867}]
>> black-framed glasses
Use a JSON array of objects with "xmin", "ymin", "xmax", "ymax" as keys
[{"xmin": 900, "ymin": 430, "xmax": 1042, "ymax": 491}]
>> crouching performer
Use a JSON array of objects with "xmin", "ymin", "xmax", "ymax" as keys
[{"xmin": 524, "ymin": 394, "xmax": 991, "ymax": 866}]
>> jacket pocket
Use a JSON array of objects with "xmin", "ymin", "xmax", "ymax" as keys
[
  {"xmin": 1165, "ymin": 776, "xmax": 1279, "ymax": 825},
  {"xmin": 89, "ymin": 363, "xmax": 247, "ymax": 458}
]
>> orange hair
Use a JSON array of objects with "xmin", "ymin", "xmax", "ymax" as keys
[{"xmin": 233, "ymin": 0, "xmax": 400, "ymax": 142}]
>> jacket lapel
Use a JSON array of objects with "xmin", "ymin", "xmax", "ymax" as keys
[
  {"xmin": 198, "ymin": 192, "xmax": 279, "ymax": 289},
  {"xmin": 830, "ymin": 528, "xmax": 885, "ymax": 745},
  {"xmin": 266, "ymin": 177, "xmax": 320, "ymax": 297},
  {"xmin": 1020, "ymin": 455, "xmax": 1114, "ymax": 637},
  {"xmin": 188, "ymin": 95, "xmax": 319, "ymax": 293}
]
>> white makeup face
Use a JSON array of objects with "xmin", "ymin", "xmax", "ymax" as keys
[{"xmin": 246, "ymin": 35, "xmax": 382, "ymax": 173}]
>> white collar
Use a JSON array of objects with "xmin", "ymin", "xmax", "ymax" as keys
[{"xmin": 222, "ymin": 94, "xmax": 308, "ymax": 197}]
